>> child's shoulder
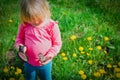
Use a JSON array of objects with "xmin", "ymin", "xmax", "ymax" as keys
[
  {"xmin": 44, "ymin": 19, "xmax": 58, "ymax": 32},
  {"xmin": 46, "ymin": 19, "xmax": 58, "ymax": 28}
]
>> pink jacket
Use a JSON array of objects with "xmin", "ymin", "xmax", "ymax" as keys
[{"xmin": 14, "ymin": 20, "xmax": 62, "ymax": 66}]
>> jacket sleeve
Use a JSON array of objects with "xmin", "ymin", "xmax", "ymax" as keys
[
  {"xmin": 46, "ymin": 22, "xmax": 62, "ymax": 57},
  {"xmin": 14, "ymin": 24, "xmax": 25, "ymax": 47}
]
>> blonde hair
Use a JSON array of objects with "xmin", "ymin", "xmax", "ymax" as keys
[{"xmin": 20, "ymin": 0, "xmax": 51, "ymax": 24}]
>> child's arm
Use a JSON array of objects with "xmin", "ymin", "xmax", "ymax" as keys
[
  {"xmin": 47, "ymin": 22, "xmax": 62, "ymax": 57},
  {"xmin": 14, "ymin": 24, "xmax": 25, "ymax": 51},
  {"xmin": 42, "ymin": 22, "xmax": 62, "ymax": 65}
]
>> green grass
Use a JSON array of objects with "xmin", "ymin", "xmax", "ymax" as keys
[{"xmin": 0, "ymin": 0, "xmax": 120, "ymax": 80}]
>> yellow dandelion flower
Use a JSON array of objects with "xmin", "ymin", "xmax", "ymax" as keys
[
  {"xmin": 80, "ymin": 51, "xmax": 85, "ymax": 54},
  {"xmin": 79, "ymin": 46, "xmax": 84, "ymax": 51},
  {"xmin": 73, "ymin": 53, "xmax": 77, "ymax": 57},
  {"xmin": 86, "ymin": 53, "xmax": 90, "ymax": 56},
  {"xmin": 116, "ymin": 73, "xmax": 120, "ymax": 78},
  {"xmin": 104, "ymin": 37, "xmax": 109, "ymax": 41},
  {"xmin": 3, "ymin": 67, "xmax": 9, "ymax": 73},
  {"xmin": 99, "ymin": 69, "xmax": 106, "ymax": 74},
  {"xmin": 19, "ymin": 77, "xmax": 24, "ymax": 80},
  {"xmin": 9, "ymin": 78, "xmax": 15, "ymax": 80},
  {"xmin": 8, "ymin": 19, "xmax": 13, "ymax": 23},
  {"xmin": 15, "ymin": 72, "xmax": 19, "ymax": 75},
  {"xmin": 104, "ymin": 50, "xmax": 107, "ymax": 54},
  {"xmin": 88, "ymin": 48, "xmax": 93, "ymax": 51},
  {"xmin": 61, "ymin": 52, "xmax": 66, "ymax": 57},
  {"xmin": 88, "ymin": 60, "xmax": 93, "ymax": 65},
  {"xmin": 70, "ymin": 35, "xmax": 77, "ymax": 40},
  {"xmin": 113, "ymin": 65, "xmax": 117, "ymax": 68},
  {"xmin": 93, "ymin": 72, "xmax": 101, "ymax": 77},
  {"xmin": 78, "ymin": 70, "xmax": 84, "ymax": 75},
  {"xmin": 87, "ymin": 36, "xmax": 92, "ymax": 41},
  {"xmin": 16, "ymin": 68, "xmax": 22, "ymax": 74},
  {"xmin": 10, "ymin": 66, "xmax": 15, "ymax": 69},
  {"xmin": 114, "ymin": 68, "xmax": 120, "ymax": 72},
  {"xmin": 107, "ymin": 64, "xmax": 112, "ymax": 68},
  {"xmin": 81, "ymin": 74, "xmax": 87, "ymax": 79},
  {"xmin": 109, "ymin": 58, "xmax": 113, "ymax": 61},
  {"xmin": 63, "ymin": 57, "xmax": 68, "ymax": 61},
  {"xmin": 97, "ymin": 46, "xmax": 102, "ymax": 50},
  {"xmin": 118, "ymin": 62, "xmax": 120, "ymax": 67}
]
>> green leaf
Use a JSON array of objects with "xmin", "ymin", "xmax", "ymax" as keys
[{"xmin": 107, "ymin": 45, "xmax": 115, "ymax": 49}]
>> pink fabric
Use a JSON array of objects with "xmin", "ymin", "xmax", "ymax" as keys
[{"xmin": 14, "ymin": 20, "xmax": 62, "ymax": 66}]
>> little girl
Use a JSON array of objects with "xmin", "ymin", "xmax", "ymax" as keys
[{"xmin": 14, "ymin": 0, "xmax": 62, "ymax": 80}]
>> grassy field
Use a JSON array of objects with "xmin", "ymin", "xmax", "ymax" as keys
[{"xmin": 0, "ymin": 0, "xmax": 120, "ymax": 80}]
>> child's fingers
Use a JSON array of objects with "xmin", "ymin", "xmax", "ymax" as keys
[
  {"xmin": 43, "ymin": 57, "xmax": 51, "ymax": 62},
  {"xmin": 39, "ymin": 53, "xmax": 53, "ymax": 65},
  {"xmin": 41, "ymin": 57, "xmax": 52, "ymax": 65},
  {"xmin": 41, "ymin": 59, "xmax": 51, "ymax": 65}
]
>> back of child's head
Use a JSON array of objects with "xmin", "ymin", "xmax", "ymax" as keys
[{"xmin": 20, "ymin": 0, "xmax": 51, "ymax": 25}]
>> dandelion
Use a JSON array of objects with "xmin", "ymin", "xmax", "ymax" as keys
[
  {"xmin": 87, "ymin": 36, "xmax": 92, "ymax": 41},
  {"xmin": 93, "ymin": 72, "xmax": 101, "ymax": 77},
  {"xmin": 3, "ymin": 67, "xmax": 9, "ymax": 73},
  {"xmin": 70, "ymin": 35, "xmax": 77, "ymax": 40},
  {"xmin": 15, "ymin": 72, "xmax": 19, "ymax": 75},
  {"xmin": 107, "ymin": 64, "xmax": 112, "ymax": 68},
  {"xmin": 8, "ymin": 19, "xmax": 13, "ymax": 23},
  {"xmin": 81, "ymin": 74, "xmax": 87, "ymax": 79},
  {"xmin": 19, "ymin": 77, "xmax": 24, "ymax": 80},
  {"xmin": 116, "ymin": 73, "xmax": 120, "ymax": 78},
  {"xmin": 80, "ymin": 51, "xmax": 85, "ymax": 54},
  {"xmin": 73, "ymin": 53, "xmax": 77, "ymax": 57},
  {"xmin": 99, "ymin": 69, "xmax": 106, "ymax": 74},
  {"xmin": 114, "ymin": 67, "xmax": 120, "ymax": 72},
  {"xmin": 86, "ymin": 53, "xmax": 90, "ymax": 56},
  {"xmin": 63, "ymin": 57, "xmax": 68, "ymax": 61},
  {"xmin": 113, "ymin": 65, "xmax": 117, "ymax": 68},
  {"xmin": 104, "ymin": 37, "xmax": 109, "ymax": 41},
  {"xmin": 88, "ymin": 47, "xmax": 93, "ymax": 51},
  {"xmin": 104, "ymin": 50, "xmax": 107, "ymax": 54},
  {"xmin": 10, "ymin": 66, "xmax": 15, "ymax": 69},
  {"xmin": 97, "ymin": 46, "xmax": 102, "ymax": 50},
  {"xmin": 61, "ymin": 52, "xmax": 66, "ymax": 57},
  {"xmin": 79, "ymin": 46, "xmax": 84, "ymax": 51},
  {"xmin": 78, "ymin": 70, "xmax": 84, "ymax": 75},
  {"xmin": 118, "ymin": 62, "xmax": 120, "ymax": 67},
  {"xmin": 88, "ymin": 60, "xmax": 93, "ymax": 65},
  {"xmin": 16, "ymin": 68, "xmax": 22, "ymax": 74},
  {"xmin": 9, "ymin": 78, "xmax": 15, "ymax": 80}
]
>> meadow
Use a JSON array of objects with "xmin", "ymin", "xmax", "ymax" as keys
[{"xmin": 0, "ymin": 0, "xmax": 120, "ymax": 80}]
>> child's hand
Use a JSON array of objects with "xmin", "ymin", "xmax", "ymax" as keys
[
  {"xmin": 15, "ymin": 44, "xmax": 27, "ymax": 53},
  {"xmin": 41, "ymin": 54, "xmax": 53, "ymax": 65},
  {"xmin": 19, "ymin": 45, "xmax": 27, "ymax": 53},
  {"xmin": 18, "ymin": 45, "xmax": 27, "ymax": 62}
]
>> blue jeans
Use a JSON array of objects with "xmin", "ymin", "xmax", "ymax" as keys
[{"xmin": 24, "ymin": 62, "xmax": 52, "ymax": 80}]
